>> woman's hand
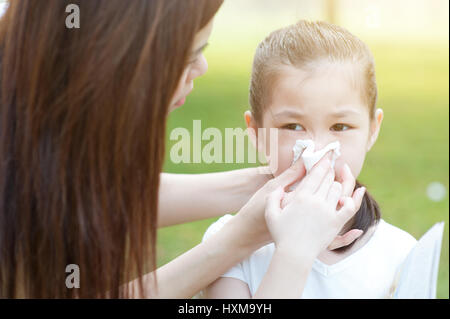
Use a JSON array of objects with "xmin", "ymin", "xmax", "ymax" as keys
[
  {"xmin": 251, "ymin": 155, "xmax": 365, "ymax": 298},
  {"xmin": 145, "ymin": 154, "xmax": 363, "ymax": 299},
  {"xmin": 264, "ymin": 154, "xmax": 366, "ymax": 260},
  {"xmin": 280, "ymin": 155, "xmax": 364, "ymax": 250},
  {"xmin": 235, "ymin": 153, "xmax": 364, "ymax": 251},
  {"xmin": 233, "ymin": 159, "xmax": 308, "ymax": 249}
]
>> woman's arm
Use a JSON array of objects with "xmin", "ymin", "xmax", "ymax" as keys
[
  {"xmin": 127, "ymin": 161, "xmax": 306, "ymax": 298},
  {"xmin": 158, "ymin": 168, "xmax": 270, "ymax": 228},
  {"xmin": 252, "ymin": 248, "xmax": 315, "ymax": 298},
  {"xmin": 131, "ymin": 157, "xmax": 364, "ymax": 298},
  {"xmin": 205, "ymin": 277, "xmax": 252, "ymax": 299},
  {"xmin": 204, "ymin": 249, "xmax": 315, "ymax": 299},
  {"xmin": 129, "ymin": 212, "xmax": 266, "ymax": 298}
]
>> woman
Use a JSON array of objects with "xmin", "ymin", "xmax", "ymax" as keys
[{"xmin": 0, "ymin": 0, "xmax": 364, "ymax": 298}]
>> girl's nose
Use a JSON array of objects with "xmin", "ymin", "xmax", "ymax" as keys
[{"xmin": 313, "ymin": 138, "xmax": 336, "ymax": 151}]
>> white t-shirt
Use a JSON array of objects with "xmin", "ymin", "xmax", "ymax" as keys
[{"xmin": 202, "ymin": 214, "xmax": 417, "ymax": 299}]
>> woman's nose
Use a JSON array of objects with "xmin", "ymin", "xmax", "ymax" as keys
[{"xmin": 188, "ymin": 54, "xmax": 208, "ymax": 81}]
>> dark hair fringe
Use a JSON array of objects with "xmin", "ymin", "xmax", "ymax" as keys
[{"xmin": 332, "ymin": 180, "xmax": 381, "ymax": 253}]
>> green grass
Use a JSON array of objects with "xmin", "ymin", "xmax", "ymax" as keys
[{"xmin": 158, "ymin": 40, "xmax": 449, "ymax": 299}]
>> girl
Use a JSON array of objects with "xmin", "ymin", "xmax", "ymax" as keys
[{"xmin": 203, "ymin": 20, "xmax": 417, "ymax": 299}]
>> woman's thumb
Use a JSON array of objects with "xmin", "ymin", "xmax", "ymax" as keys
[{"xmin": 272, "ymin": 158, "xmax": 306, "ymax": 190}]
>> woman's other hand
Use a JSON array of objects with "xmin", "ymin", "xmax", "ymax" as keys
[{"xmin": 264, "ymin": 153, "xmax": 366, "ymax": 259}]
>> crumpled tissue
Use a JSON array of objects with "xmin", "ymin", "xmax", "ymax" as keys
[{"xmin": 289, "ymin": 139, "xmax": 341, "ymax": 191}]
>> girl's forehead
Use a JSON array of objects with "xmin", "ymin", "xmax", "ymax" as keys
[
  {"xmin": 267, "ymin": 63, "xmax": 368, "ymax": 117},
  {"xmin": 273, "ymin": 62, "xmax": 363, "ymax": 95}
]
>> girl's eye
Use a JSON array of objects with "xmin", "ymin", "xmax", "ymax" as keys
[
  {"xmin": 331, "ymin": 123, "xmax": 351, "ymax": 131},
  {"xmin": 283, "ymin": 124, "xmax": 304, "ymax": 131}
]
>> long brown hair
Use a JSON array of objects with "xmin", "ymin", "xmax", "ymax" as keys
[
  {"xmin": 0, "ymin": 0, "xmax": 222, "ymax": 298},
  {"xmin": 249, "ymin": 20, "xmax": 381, "ymax": 252}
]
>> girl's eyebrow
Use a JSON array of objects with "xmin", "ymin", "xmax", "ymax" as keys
[
  {"xmin": 331, "ymin": 109, "xmax": 363, "ymax": 118},
  {"xmin": 272, "ymin": 109, "xmax": 306, "ymax": 119},
  {"xmin": 272, "ymin": 108, "xmax": 363, "ymax": 119}
]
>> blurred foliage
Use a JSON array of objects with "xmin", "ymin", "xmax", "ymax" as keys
[{"xmin": 158, "ymin": 1, "xmax": 448, "ymax": 299}]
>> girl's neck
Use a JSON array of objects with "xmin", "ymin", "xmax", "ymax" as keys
[{"xmin": 317, "ymin": 222, "xmax": 378, "ymax": 266}]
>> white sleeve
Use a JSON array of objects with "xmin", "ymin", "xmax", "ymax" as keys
[
  {"xmin": 202, "ymin": 214, "xmax": 247, "ymax": 283},
  {"xmin": 201, "ymin": 214, "xmax": 234, "ymax": 243}
]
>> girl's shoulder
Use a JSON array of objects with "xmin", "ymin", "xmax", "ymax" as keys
[
  {"xmin": 376, "ymin": 219, "xmax": 417, "ymax": 245},
  {"xmin": 368, "ymin": 219, "xmax": 418, "ymax": 258},
  {"xmin": 202, "ymin": 214, "xmax": 235, "ymax": 242},
  {"xmin": 202, "ymin": 214, "xmax": 276, "ymax": 267}
]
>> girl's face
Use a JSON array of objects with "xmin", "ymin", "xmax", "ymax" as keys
[
  {"xmin": 247, "ymin": 62, "xmax": 383, "ymax": 179},
  {"xmin": 169, "ymin": 19, "xmax": 214, "ymax": 113}
]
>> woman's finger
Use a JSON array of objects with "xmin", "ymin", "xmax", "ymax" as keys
[
  {"xmin": 354, "ymin": 186, "xmax": 366, "ymax": 211},
  {"xmin": 327, "ymin": 229, "xmax": 364, "ymax": 250},
  {"xmin": 326, "ymin": 181, "xmax": 343, "ymax": 207},
  {"xmin": 280, "ymin": 190, "xmax": 293, "ymax": 209},
  {"xmin": 296, "ymin": 151, "xmax": 333, "ymax": 194},
  {"xmin": 265, "ymin": 186, "xmax": 285, "ymax": 222},
  {"xmin": 271, "ymin": 156, "xmax": 306, "ymax": 191},
  {"xmin": 337, "ymin": 187, "xmax": 366, "ymax": 225},
  {"xmin": 338, "ymin": 186, "xmax": 366, "ymax": 212},
  {"xmin": 315, "ymin": 167, "xmax": 335, "ymax": 198},
  {"xmin": 335, "ymin": 163, "xmax": 355, "ymax": 198}
]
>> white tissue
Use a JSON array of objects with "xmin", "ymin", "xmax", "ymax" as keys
[
  {"xmin": 289, "ymin": 140, "xmax": 341, "ymax": 191},
  {"xmin": 292, "ymin": 139, "xmax": 341, "ymax": 173}
]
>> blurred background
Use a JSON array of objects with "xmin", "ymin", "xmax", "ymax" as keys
[
  {"xmin": 1, "ymin": 0, "xmax": 447, "ymax": 298},
  {"xmin": 162, "ymin": 0, "xmax": 449, "ymax": 298}
]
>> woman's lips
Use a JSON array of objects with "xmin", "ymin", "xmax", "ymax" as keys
[
  {"xmin": 173, "ymin": 88, "xmax": 192, "ymax": 108},
  {"xmin": 174, "ymin": 96, "xmax": 186, "ymax": 107}
]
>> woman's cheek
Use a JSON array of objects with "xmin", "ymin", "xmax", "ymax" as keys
[{"xmin": 172, "ymin": 68, "xmax": 189, "ymax": 101}]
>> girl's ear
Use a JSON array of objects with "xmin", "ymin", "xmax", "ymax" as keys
[
  {"xmin": 244, "ymin": 110, "xmax": 258, "ymax": 149},
  {"xmin": 367, "ymin": 108, "xmax": 384, "ymax": 151}
]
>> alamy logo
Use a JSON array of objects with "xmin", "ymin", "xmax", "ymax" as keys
[
  {"xmin": 65, "ymin": 4, "xmax": 80, "ymax": 29},
  {"xmin": 168, "ymin": 120, "xmax": 279, "ymax": 173},
  {"xmin": 65, "ymin": 264, "xmax": 80, "ymax": 289}
]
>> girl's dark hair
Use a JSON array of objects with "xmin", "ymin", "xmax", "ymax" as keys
[
  {"xmin": 333, "ymin": 180, "xmax": 381, "ymax": 252},
  {"xmin": 0, "ymin": 0, "xmax": 223, "ymax": 298}
]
